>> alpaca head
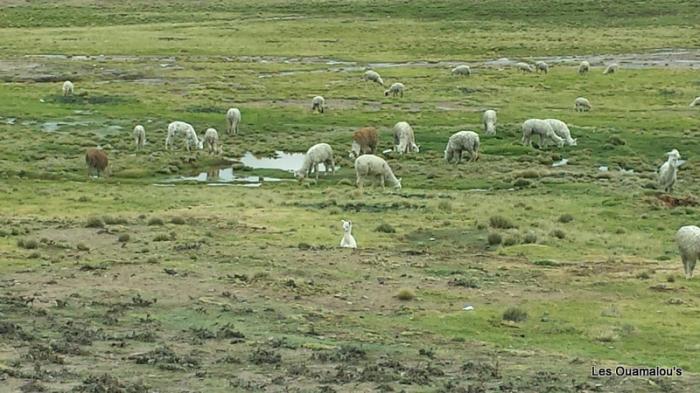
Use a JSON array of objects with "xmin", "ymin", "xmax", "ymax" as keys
[
  {"xmin": 342, "ymin": 220, "xmax": 352, "ymax": 233},
  {"xmin": 666, "ymin": 149, "xmax": 681, "ymax": 160}
]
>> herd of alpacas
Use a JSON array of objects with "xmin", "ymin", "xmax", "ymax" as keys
[{"xmin": 74, "ymin": 60, "xmax": 700, "ymax": 279}]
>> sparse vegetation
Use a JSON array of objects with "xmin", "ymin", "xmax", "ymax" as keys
[
  {"xmin": 503, "ymin": 307, "xmax": 528, "ymax": 323},
  {"xmin": 487, "ymin": 233, "xmax": 502, "ymax": 246},
  {"xmin": 558, "ymin": 214, "xmax": 574, "ymax": 223},
  {"xmin": 551, "ymin": 229, "xmax": 566, "ymax": 239},
  {"xmin": 148, "ymin": 217, "xmax": 165, "ymax": 226},
  {"xmin": 396, "ymin": 288, "xmax": 416, "ymax": 301},
  {"xmin": 17, "ymin": 239, "xmax": 38, "ymax": 249},
  {"xmin": 0, "ymin": 1, "xmax": 696, "ymax": 391},
  {"xmin": 523, "ymin": 231, "xmax": 537, "ymax": 244},
  {"xmin": 375, "ymin": 223, "xmax": 396, "ymax": 233},
  {"xmin": 489, "ymin": 216, "xmax": 515, "ymax": 229},
  {"xmin": 86, "ymin": 216, "xmax": 104, "ymax": 228}
]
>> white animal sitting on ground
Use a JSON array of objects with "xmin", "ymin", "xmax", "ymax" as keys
[
  {"xmin": 203, "ymin": 128, "xmax": 221, "ymax": 154},
  {"xmin": 165, "ymin": 121, "xmax": 202, "ymax": 152},
  {"xmin": 575, "ymin": 97, "xmax": 592, "ymax": 112},
  {"xmin": 354, "ymin": 154, "xmax": 401, "ymax": 191},
  {"xmin": 676, "ymin": 225, "xmax": 700, "ymax": 279},
  {"xmin": 296, "ymin": 143, "xmax": 335, "ymax": 181},
  {"xmin": 226, "ymin": 107, "xmax": 241, "ymax": 134},
  {"xmin": 521, "ymin": 119, "xmax": 564, "ymax": 148},
  {"xmin": 451, "ymin": 65, "xmax": 471, "ymax": 76},
  {"xmin": 578, "ymin": 61, "xmax": 590, "ymax": 75},
  {"xmin": 133, "ymin": 125, "xmax": 146, "ymax": 150},
  {"xmin": 363, "ymin": 70, "xmax": 384, "ymax": 86},
  {"xmin": 658, "ymin": 149, "xmax": 684, "ymax": 193},
  {"xmin": 483, "ymin": 110, "xmax": 497, "ymax": 136},
  {"xmin": 543, "ymin": 119, "xmax": 576, "ymax": 146},
  {"xmin": 444, "ymin": 131, "xmax": 480, "ymax": 163},
  {"xmin": 311, "ymin": 96, "xmax": 325, "ymax": 113},
  {"xmin": 393, "ymin": 121, "xmax": 419, "ymax": 154},
  {"xmin": 340, "ymin": 220, "xmax": 357, "ymax": 249},
  {"xmin": 62, "ymin": 81, "xmax": 74, "ymax": 96},
  {"xmin": 384, "ymin": 82, "xmax": 404, "ymax": 97}
]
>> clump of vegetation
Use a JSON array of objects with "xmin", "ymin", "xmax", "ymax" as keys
[
  {"xmin": 17, "ymin": 239, "xmax": 38, "ymax": 249},
  {"xmin": 636, "ymin": 271, "xmax": 651, "ymax": 280},
  {"xmin": 171, "ymin": 216, "xmax": 186, "ymax": 225},
  {"xmin": 118, "ymin": 234, "xmax": 130, "ymax": 243},
  {"xmin": 76, "ymin": 243, "xmax": 90, "ymax": 251},
  {"xmin": 298, "ymin": 242, "xmax": 312, "ymax": 250},
  {"xmin": 607, "ymin": 136, "xmax": 626, "ymax": 145},
  {"xmin": 103, "ymin": 216, "xmax": 128, "ymax": 225},
  {"xmin": 153, "ymin": 234, "xmax": 170, "ymax": 242},
  {"xmin": 513, "ymin": 178, "xmax": 531, "ymax": 188},
  {"xmin": 591, "ymin": 327, "xmax": 618, "ymax": 342},
  {"xmin": 487, "ymin": 233, "xmax": 502, "ymax": 246},
  {"xmin": 147, "ymin": 217, "xmax": 164, "ymax": 226},
  {"xmin": 551, "ymin": 229, "xmax": 566, "ymax": 239},
  {"xmin": 533, "ymin": 260, "xmax": 559, "ymax": 267},
  {"xmin": 375, "ymin": 223, "xmax": 396, "ymax": 233},
  {"xmin": 503, "ymin": 235, "xmax": 520, "ymax": 246},
  {"xmin": 249, "ymin": 348, "xmax": 281, "ymax": 365},
  {"xmin": 396, "ymin": 288, "xmax": 415, "ymax": 301},
  {"xmin": 86, "ymin": 216, "xmax": 104, "ymax": 228},
  {"xmin": 523, "ymin": 231, "xmax": 537, "ymax": 244},
  {"xmin": 558, "ymin": 214, "xmax": 574, "ymax": 223},
  {"xmin": 516, "ymin": 170, "xmax": 540, "ymax": 179},
  {"xmin": 448, "ymin": 277, "xmax": 480, "ymax": 289},
  {"xmin": 502, "ymin": 307, "xmax": 528, "ymax": 322},
  {"xmin": 437, "ymin": 200, "xmax": 452, "ymax": 212},
  {"xmin": 489, "ymin": 215, "xmax": 515, "ymax": 229}
]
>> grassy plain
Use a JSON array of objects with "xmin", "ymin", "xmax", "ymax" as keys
[{"xmin": 0, "ymin": 1, "xmax": 699, "ymax": 392}]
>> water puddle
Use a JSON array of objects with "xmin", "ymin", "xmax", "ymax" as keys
[
  {"xmin": 241, "ymin": 150, "xmax": 326, "ymax": 172},
  {"xmin": 163, "ymin": 166, "xmax": 288, "ymax": 186},
  {"xmin": 40, "ymin": 120, "xmax": 92, "ymax": 132}
]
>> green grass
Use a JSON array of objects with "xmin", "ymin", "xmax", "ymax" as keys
[{"xmin": 1, "ymin": 1, "xmax": 700, "ymax": 392}]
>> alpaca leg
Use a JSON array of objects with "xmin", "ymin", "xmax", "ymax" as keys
[{"xmin": 687, "ymin": 256, "xmax": 697, "ymax": 279}]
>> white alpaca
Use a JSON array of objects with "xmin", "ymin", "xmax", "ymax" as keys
[
  {"xmin": 226, "ymin": 107, "xmax": 241, "ymax": 134},
  {"xmin": 340, "ymin": 220, "xmax": 357, "ymax": 249},
  {"xmin": 62, "ymin": 81, "xmax": 74, "ymax": 96},
  {"xmin": 311, "ymin": 96, "xmax": 325, "ymax": 113},
  {"xmin": 658, "ymin": 149, "xmax": 684, "ymax": 192},
  {"xmin": 677, "ymin": 225, "xmax": 700, "ymax": 279},
  {"xmin": 483, "ymin": 109, "xmax": 497, "ymax": 136},
  {"xmin": 133, "ymin": 125, "xmax": 146, "ymax": 150},
  {"xmin": 203, "ymin": 128, "xmax": 221, "ymax": 154},
  {"xmin": 165, "ymin": 121, "xmax": 203, "ymax": 152},
  {"xmin": 578, "ymin": 61, "xmax": 590, "ymax": 75},
  {"xmin": 384, "ymin": 83, "xmax": 405, "ymax": 97},
  {"xmin": 363, "ymin": 70, "xmax": 384, "ymax": 86}
]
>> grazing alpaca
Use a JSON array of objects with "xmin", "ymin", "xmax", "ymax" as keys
[
  {"xmin": 340, "ymin": 220, "xmax": 357, "ymax": 249},
  {"xmin": 85, "ymin": 148, "xmax": 109, "ymax": 177}
]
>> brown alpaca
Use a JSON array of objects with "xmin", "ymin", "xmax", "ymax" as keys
[
  {"xmin": 85, "ymin": 148, "xmax": 109, "ymax": 177},
  {"xmin": 350, "ymin": 127, "xmax": 378, "ymax": 158}
]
